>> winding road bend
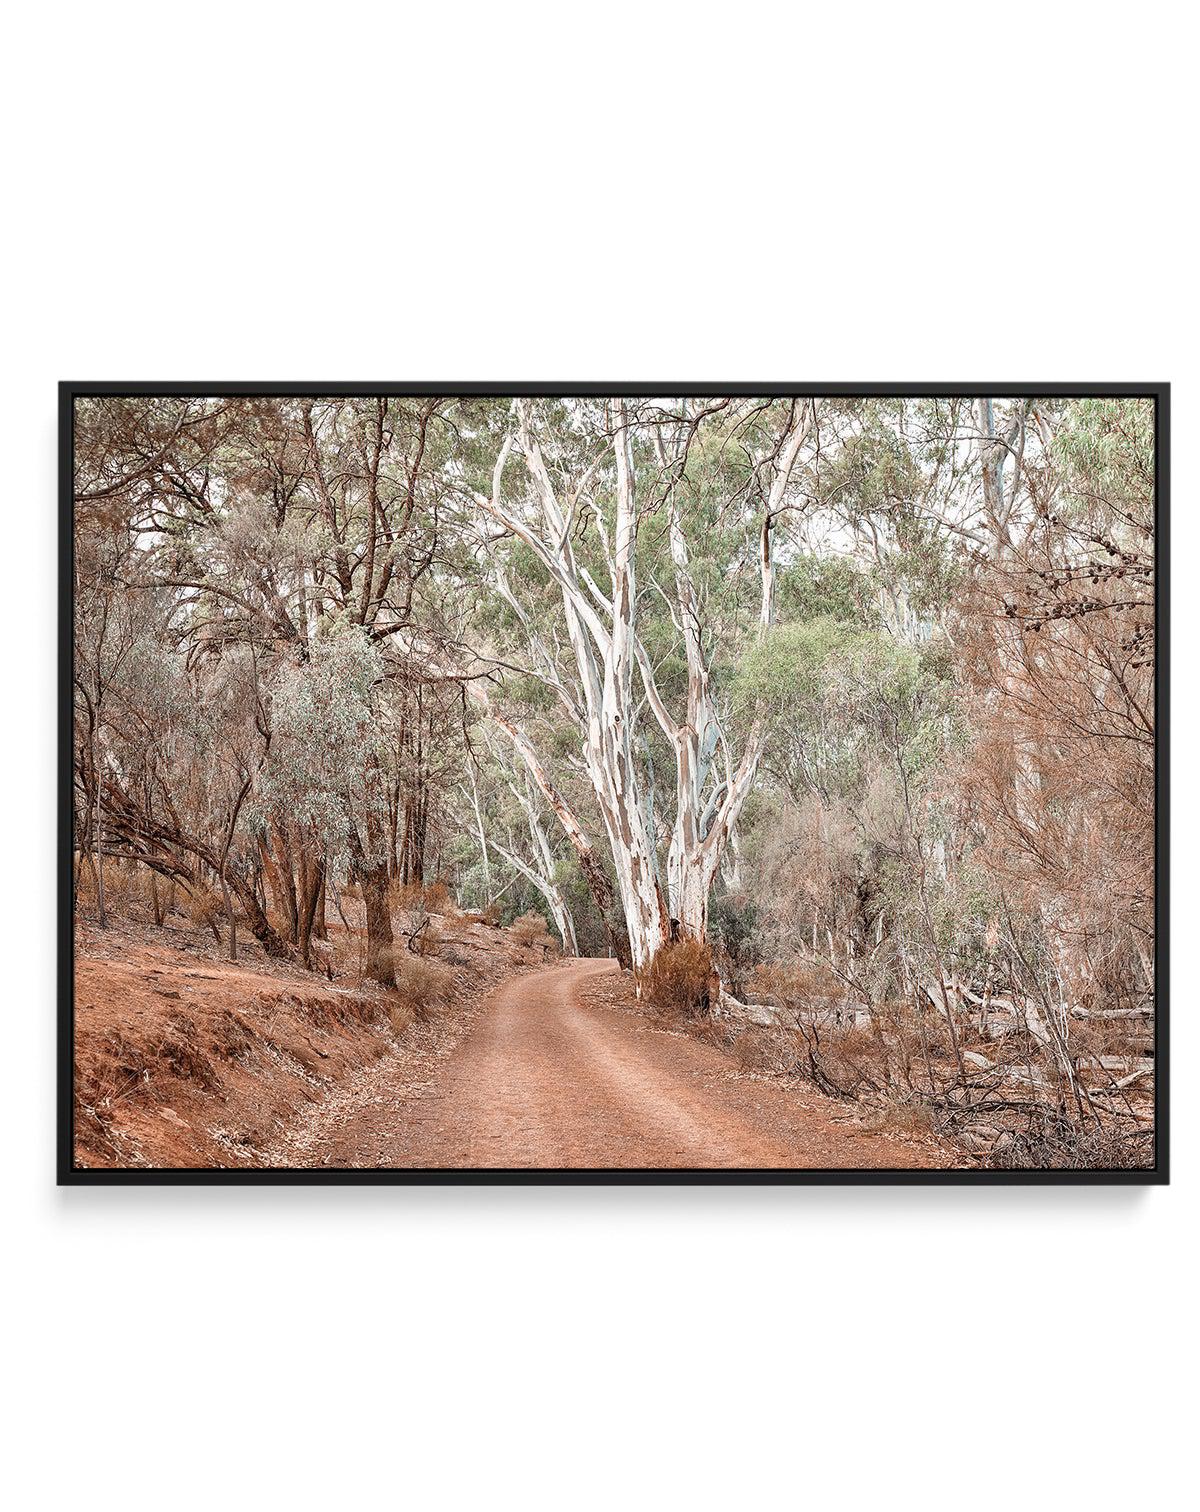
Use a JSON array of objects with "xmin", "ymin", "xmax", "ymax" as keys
[{"xmin": 281, "ymin": 957, "xmax": 949, "ymax": 1170}]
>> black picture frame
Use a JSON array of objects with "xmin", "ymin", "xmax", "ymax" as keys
[{"xmin": 57, "ymin": 382, "xmax": 1170, "ymax": 1186}]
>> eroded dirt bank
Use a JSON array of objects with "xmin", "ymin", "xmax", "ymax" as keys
[{"xmin": 73, "ymin": 912, "xmax": 535, "ymax": 1169}]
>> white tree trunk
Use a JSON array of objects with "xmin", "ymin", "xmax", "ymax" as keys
[
  {"xmin": 649, "ymin": 400, "xmax": 816, "ymax": 941},
  {"xmin": 473, "ymin": 401, "xmax": 669, "ymax": 974},
  {"xmin": 492, "ymin": 837, "xmax": 578, "ymax": 956},
  {"xmin": 472, "ymin": 398, "xmax": 815, "ymax": 973}
]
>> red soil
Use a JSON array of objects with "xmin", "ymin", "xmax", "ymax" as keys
[
  {"xmin": 263, "ymin": 958, "xmax": 956, "ymax": 1170},
  {"xmin": 73, "ymin": 919, "xmax": 953, "ymax": 1171},
  {"xmin": 72, "ymin": 911, "xmax": 530, "ymax": 1169}
]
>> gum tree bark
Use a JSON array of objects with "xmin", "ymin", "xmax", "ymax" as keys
[
  {"xmin": 472, "ymin": 398, "xmax": 815, "ymax": 972},
  {"xmin": 492, "ymin": 813, "xmax": 579, "ymax": 957},
  {"xmin": 477, "ymin": 700, "xmax": 632, "ymax": 968},
  {"xmin": 100, "ymin": 778, "xmax": 293, "ymax": 959},
  {"xmin": 347, "ymin": 801, "xmax": 396, "ymax": 988},
  {"xmin": 472, "ymin": 403, "xmax": 668, "ymax": 972},
  {"xmin": 647, "ymin": 400, "xmax": 816, "ymax": 939}
]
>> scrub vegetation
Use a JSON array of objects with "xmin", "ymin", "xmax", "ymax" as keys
[{"xmin": 73, "ymin": 394, "xmax": 1156, "ymax": 1168}]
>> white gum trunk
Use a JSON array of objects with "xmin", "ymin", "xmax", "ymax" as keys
[
  {"xmin": 493, "ymin": 837, "xmax": 579, "ymax": 956},
  {"xmin": 480, "ymin": 706, "xmax": 630, "ymax": 967},
  {"xmin": 474, "ymin": 398, "xmax": 814, "ymax": 975},
  {"xmin": 473, "ymin": 404, "xmax": 668, "ymax": 974},
  {"xmin": 519, "ymin": 775, "xmax": 580, "ymax": 956},
  {"xmin": 655, "ymin": 400, "xmax": 816, "ymax": 943},
  {"xmin": 590, "ymin": 399, "xmax": 670, "ymax": 971}
]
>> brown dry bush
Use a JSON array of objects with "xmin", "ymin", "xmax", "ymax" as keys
[
  {"xmin": 187, "ymin": 885, "xmax": 225, "ymax": 943},
  {"xmin": 75, "ymin": 862, "xmax": 102, "ymax": 911},
  {"xmin": 642, "ymin": 940, "xmax": 717, "ymax": 1019},
  {"xmin": 462, "ymin": 902, "xmax": 502, "ymax": 927},
  {"xmin": 417, "ymin": 924, "xmax": 443, "ymax": 958},
  {"xmin": 751, "ymin": 959, "xmax": 844, "ymax": 1018},
  {"xmin": 1065, "ymin": 1015, "xmax": 1148, "ymax": 1063},
  {"xmin": 389, "ymin": 881, "xmax": 420, "ymax": 912},
  {"xmin": 731, "ymin": 1024, "xmax": 801, "ymax": 1076},
  {"xmin": 858, "ymin": 1093, "xmax": 936, "ymax": 1140},
  {"xmin": 510, "ymin": 910, "xmax": 558, "ymax": 956},
  {"xmin": 407, "ymin": 917, "xmax": 445, "ymax": 958},
  {"xmin": 76, "ymin": 859, "xmax": 158, "ymax": 917},
  {"xmin": 390, "ymin": 954, "xmax": 454, "ymax": 1030},
  {"xmin": 819, "ymin": 1024, "xmax": 887, "ymax": 1089},
  {"xmin": 985, "ymin": 1112, "xmax": 1153, "ymax": 1171},
  {"xmin": 368, "ymin": 943, "xmax": 396, "ymax": 986},
  {"xmin": 391, "ymin": 878, "xmax": 454, "ymax": 916}
]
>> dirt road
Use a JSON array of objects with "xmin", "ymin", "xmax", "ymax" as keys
[{"xmin": 272, "ymin": 957, "xmax": 950, "ymax": 1170}]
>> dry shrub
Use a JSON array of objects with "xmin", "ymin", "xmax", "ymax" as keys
[
  {"xmin": 76, "ymin": 859, "xmax": 158, "ymax": 917},
  {"xmin": 391, "ymin": 954, "xmax": 454, "ymax": 1026},
  {"xmin": 643, "ymin": 940, "xmax": 717, "ymax": 1019},
  {"xmin": 1066, "ymin": 1015, "xmax": 1149, "ymax": 1063},
  {"xmin": 388, "ymin": 999, "xmax": 416, "ymax": 1036},
  {"xmin": 187, "ymin": 885, "xmax": 225, "ymax": 942},
  {"xmin": 985, "ymin": 1113, "xmax": 1153, "ymax": 1171},
  {"xmin": 391, "ymin": 878, "xmax": 454, "ymax": 915},
  {"xmin": 791, "ymin": 1022, "xmax": 887, "ymax": 1099},
  {"xmin": 510, "ymin": 910, "xmax": 557, "ymax": 955},
  {"xmin": 751, "ymin": 959, "xmax": 844, "ymax": 1016},
  {"xmin": 732, "ymin": 1024, "xmax": 799, "ymax": 1076},
  {"xmin": 859, "ymin": 1093, "xmax": 935, "ymax": 1140},
  {"xmin": 390, "ymin": 881, "xmax": 420, "ymax": 911},
  {"xmin": 415, "ymin": 920, "xmax": 444, "ymax": 958},
  {"xmin": 364, "ymin": 944, "xmax": 399, "ymax": 990},
  {"xmin": 75, "ymin": 862, "xmax": 99, "ymax": 910}
]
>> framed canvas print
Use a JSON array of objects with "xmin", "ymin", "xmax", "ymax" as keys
[{"xmin": 58, "ymin": 384, "xmax": 1168, "ymax": 1183}]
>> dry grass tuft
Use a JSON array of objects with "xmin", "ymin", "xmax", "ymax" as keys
[
  {"xmin": 859, "ymin": 1094, "xmax": 936, "ymax": 1140},
  {"xmin": 391, "ymin": 878, "xmax": 454, "ymax": 916},
  {"xmin": 391, "ymin": 954, "xmax": 455, "ymax": 1027},
  {"xmin": 642, "ymin": 940, "xmax": 717, "ymax": 1019},
  {"xmin": 186, "ymin": 885, "xmax": 225, "ymax": 942},
  {"xmin": 76, "ymin": 859, "xmax": 164, "ymax": 917},
  {"xmin": 415, "ymin": 920, "xmax": 445, "ymax": 958},
  {"xmin": 510, "ymin": 910, "xmax": 558, "ymax": 956},
  {"xmin": 462, "ymin": 902, "xmax": 503, "ymax": 927}
]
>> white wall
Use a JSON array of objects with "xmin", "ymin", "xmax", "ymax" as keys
[{"xmin": 4, "ymin": 5, "xmax": 1192, "ymax": 1508}]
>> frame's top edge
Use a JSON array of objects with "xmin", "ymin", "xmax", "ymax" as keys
[{"xmin": 60, "ymin": 381, "xmax": 1171, "ymax": 399}]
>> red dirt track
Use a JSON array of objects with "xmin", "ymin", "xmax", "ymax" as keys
[{"xmin": 276, "ymin": 957, "xmax": 951, "ymax": 1170}]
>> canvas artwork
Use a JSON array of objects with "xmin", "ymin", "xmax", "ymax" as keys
[{"xmin": 61, "ymin": 386, "xmax": 1167, "ymax": 1182}]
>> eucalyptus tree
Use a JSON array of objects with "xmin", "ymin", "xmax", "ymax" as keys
[
  {"xmin": 468, "ymin": 732, "xmax": 579, "ymax": 955},
  {"xmin": 257, "ymin": 621, "xmax": 392, "ymax": 971},
  {"xmin": 73, "ymin": 395, "xmax": 469, "ymax": 984},
  {"xmin": 463, "ymin": 396, "xmax": 820, "ymax": 973}
]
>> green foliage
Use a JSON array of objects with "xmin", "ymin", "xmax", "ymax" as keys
[
  {"xmin": 734, "ymin": 617, "xmax": 956, "ymax": 803},
  {"xmin": 776, "ymin": 554, "xmax": 875, "ymax": 626},
  {"xmin": 1051, "ymin": 397, "xmax": 1154, "ymax": 528},
  {"xmin": 255, "ymin": 621, "xmax": 387, "ymax": 866},
  {"xmin": 812, "ymin": 404, "xmax": 921, "ymax": 520}
]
